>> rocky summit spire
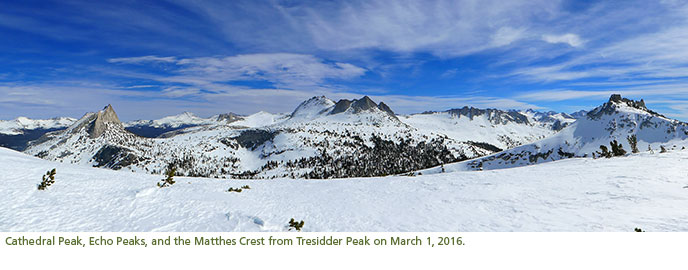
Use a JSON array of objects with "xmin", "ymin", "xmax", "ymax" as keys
[
  {"xmin": 329, "ymin": 96, "xmax": 396, "ymax": 117},
  {"xmin": 587, "ymin": 94, "xmax": 663, "ymax": 119},
  {"xmin": 88, "ymin": 104, "xmax": 122, "ymax": 138}
]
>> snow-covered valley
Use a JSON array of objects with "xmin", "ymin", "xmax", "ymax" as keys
[{"xmin": 2, "ymin": 146, "xmax": 688, "ymax": 232}]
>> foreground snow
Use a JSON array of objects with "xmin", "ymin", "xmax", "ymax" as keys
[{"xmin": 1, "ymin": 147, "xmax": 687, "ymax": 231}]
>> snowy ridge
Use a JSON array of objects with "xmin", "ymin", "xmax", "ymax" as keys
[
  {"xmin": 436, "ymin": 95, "xmax": 688, "ymax": 172},
  {"xmin": 0, "ymin": 117, "xmax": 76, "ymax": 135},
  {"xmin": 401, "ymin": 107, "xmax": 575, "ymax": 150},
  {"xmin": 24, "ymin": 97, "xmax": 498, "ymax": 179},
  {"xmin": 125, "ymin": 112, "xmax": 219, "ymax": 128}
]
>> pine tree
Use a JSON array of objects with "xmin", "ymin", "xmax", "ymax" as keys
[
  {"xmin": 610, "ymin": 140, "xmax": 627, "ymax": 156},
  {"xmin": 288, "ymin": 218, "xmax": 305, "ymax": 231},
  {"xmin": 157, "ymin": 164, "xmax": 176, "ymax": 188},
  {"xmin": 627, "ymin": 135, "xmax": 639, "ymax": 153},
  {"xmin": 37, "ymin": 168, "xmax": 56, "ymax": 190},
  {"xmin": 598, "ymin": 145, "xmax": 612, "ymax": 158}
]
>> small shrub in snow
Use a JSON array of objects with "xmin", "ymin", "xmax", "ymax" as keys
[
  {"xmin": 37, "ymin": 168, "xmax": 56, "ymax": 190},
  {"xmin": 610, "ymin": 140, "xmax": 627, "ymax": 156},
  {"xmin": 288, "ymin": 218, "xmax": 305, "ymax": 232},
  {"xmin": 627, "ymin": 135, "xmax": 639, "ymax": 153},
  {"xmin": 241, "ymin": 185, "xmax": 251, "ymax": 189},
  {"xmin": 660, "ymin": 145, "xmax": 667, "ymax": 153},
  {"xmin": 157, "ymin": 164, "xmax": 176, "ymax": 188},
  {"xmin": 598, "ymin": 145, "xmax": 612, "ymax": 158},
  {"xmin": 634, "ymin": 227, "xmax": 644, "ymax": 232},
  {"xmin": 227, "ymin": 187, "xmax": 242, "ymax": 192}
]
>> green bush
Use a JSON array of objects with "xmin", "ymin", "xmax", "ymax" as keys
[
  {"xmin": 37, "ymin": 168, "xmax": 56, "ymax": 190},
  {"xmin": 157, "ymin": 164, "xmax": 176, "ymax": 188},
  {"xmin": 627, "ymin": 135, "xmax": 639, "ymax": 153},
  {"xmin": 610, "ymin": 140, "xmax": 627, "ymax": 156},
  {"xmin": 598, "ymin": 145, "xmax": 612, "ymax": 158},
  {"xmin": 288, "ymin": 218, "xmax": 304, "ymax": 232},
  {"xmin": 227, "ymin": 187, "xmax": 242, "ymax": 192}
]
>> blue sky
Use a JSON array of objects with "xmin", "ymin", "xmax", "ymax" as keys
[{"xmin": 2, "ymin": 0, "xmax": 688, "ymax": 121}]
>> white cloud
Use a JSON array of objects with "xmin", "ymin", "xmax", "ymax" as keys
[
  {"xmin": 542, "ymin": 33, "xmax": 584, "ymax": 47},
  {"xmin": 175, "ymin": 53, "xmax": 367, "ymax": 88},
  {"xmin": 109, "ymin": 53, "xmax": 367, "ymax": 91},
  {"xmin": 169, "ymin": 0, "xmax": 560, "ymax": 57},
  {"xmin": 107, "ymin": 56, "xmax": 178, "ymax": 64},
  {"xmin": 492, "ymin": 27, "xmax": 526, "ymax": 47}
]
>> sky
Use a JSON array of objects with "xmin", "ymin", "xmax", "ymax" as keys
[{"xmin": 2, "ymin": 0, "xmax": 688, "ymax": 121}]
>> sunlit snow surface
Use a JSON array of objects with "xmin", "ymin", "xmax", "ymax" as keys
[{"xmin": 2, "ymin": 147, "xmax": 687, "ymax": 232}]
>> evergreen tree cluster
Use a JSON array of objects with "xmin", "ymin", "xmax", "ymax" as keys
[
  {"xmin": 157, "ymin": 164, "xmax": 176, "ymax": 188},
  {"xmin": 37, "ymin": 168, "xmax": 56, "ymax": 190},
  {"xmin": 627, "ymin": 134, "xmax": 639, "ymax": 153},
  {"xmin": 597, "ymin": 140, "xmax": 627, "ymax": 158},
  {"xmin": 284, "ymin": 136, "xmax": 464, "ymax": 179},
  {"xmin": 288, "ymin": 218, "xmax": 304, "ymax": 231}
]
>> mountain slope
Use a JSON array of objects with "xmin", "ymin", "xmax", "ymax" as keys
[
  {"xmin": 24, "ymin": 97, "xmax": 496, "ymax": 179},
  {"xmin": 450, "ymin": 95, "xmax": 688, "ymax": 171},
  {"xmin": 400, "ymin": 107, "xmax": 575, "ymax": 150}
]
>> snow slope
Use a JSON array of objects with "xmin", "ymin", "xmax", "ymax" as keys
[
  {"xmin": 400, "ymin": 107, "xmax": 575, "ymax": 150},
  {"xmin": 442, "ymin": 95, "xmax": 688, "ymax": 171},
  {"xmin": 2, "ymin": 146, "xmax": 688, "ymax": 231}
]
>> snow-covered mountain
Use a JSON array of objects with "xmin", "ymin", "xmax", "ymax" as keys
[
  {"xmin": 24, "ymin": 96, "xmax": 501, "ymax": 179},
  {"xmin": 0, "ymin": 116, "xmax": 76, "ymax": 151},
  {"xmin": 400, "ymin": 107, "xmax": 575, "ymax": 150},
  {"xmin": 124, "ymin": 112, "xmax": 239, "ymax": 138},
  {"xmin": 447, "ymin": 94, "xmax": 688, "ymax": 171},
  {"xmin": 0, "ymin": 116, "xmax": 76, "ymax": 135}
]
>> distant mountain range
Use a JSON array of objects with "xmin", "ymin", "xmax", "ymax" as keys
[
  {"xmin": 10, "ymin": 95, "xmax": 583, "ymax": 178},
  {"xmin": 13, "ymin": 95, "xmax": 674, "ymax": 179},
  {"xmin": 420, "ymin": 94, "xmax": 688, "ymax": 174}
]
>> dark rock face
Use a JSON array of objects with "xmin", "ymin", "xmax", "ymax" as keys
[
  {"xmin": 232, "ymin": 130, "xmax": 278, "ymax": 150},
  {"xmin": 92, "ymin": 145, "xmax": 137, "ymax": 170},
  {"xmin": 587, "ymin": 94, "xmax": 664, "ymax": 119},
  {"xmin": 329, "ymin": 96, "xmax": 396, "ymax": 117},
  {"xmin": 330, "ymin": 99, "xmax": 353, "ymax": 114},
  {"xmin": 216, "ymin": 113, "xmax": 243, "ymax": 123},
  {"xmin": 350, "ymin": 96, "xmax": 377, "ymax": 112},
  {"xmin": 445, "ymin": 107, "xmax": 530, "ymax": 125},
  {"xmin": 377, "ymin": 102, "xmax": 395, "ymax": 115},
  {"xmin": 88, "ymin": 104, "xmax": 122, "ymax": 138}
]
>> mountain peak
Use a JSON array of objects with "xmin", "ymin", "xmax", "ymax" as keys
[
  {"xmin": 290, "ymin": 96, "xmax": 336, "ymax": 119},
  {"xmin": 588, "ymin": 94, "xmax": 663, "ymax": 119},
  {"xmin": 608, "ymin": 94, "xmax": 647, "ymax": 109},
  {"xmin": 330, "ymin": 96, "xmax": 396, "ymax": 116},
  {"xmin": 88, "ymin": 104, "xmax": 123, "ymax": 138}
]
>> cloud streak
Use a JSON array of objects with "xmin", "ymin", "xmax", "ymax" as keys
[{"xmin": 108, "ymin": 53, "xmax": 367, "ymax": 91}]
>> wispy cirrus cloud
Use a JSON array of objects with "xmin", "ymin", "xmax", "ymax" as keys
[
  {"xmin": 107, "ymin": 56, "xmax": 178, "ymax": 64},
  {"xmin": 542, "ymin": 33, "xmax": 584, "ymax": 47},
  {"xmin": 108, "ymin": 53, "xmax": 367, "ymax": 91}
]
